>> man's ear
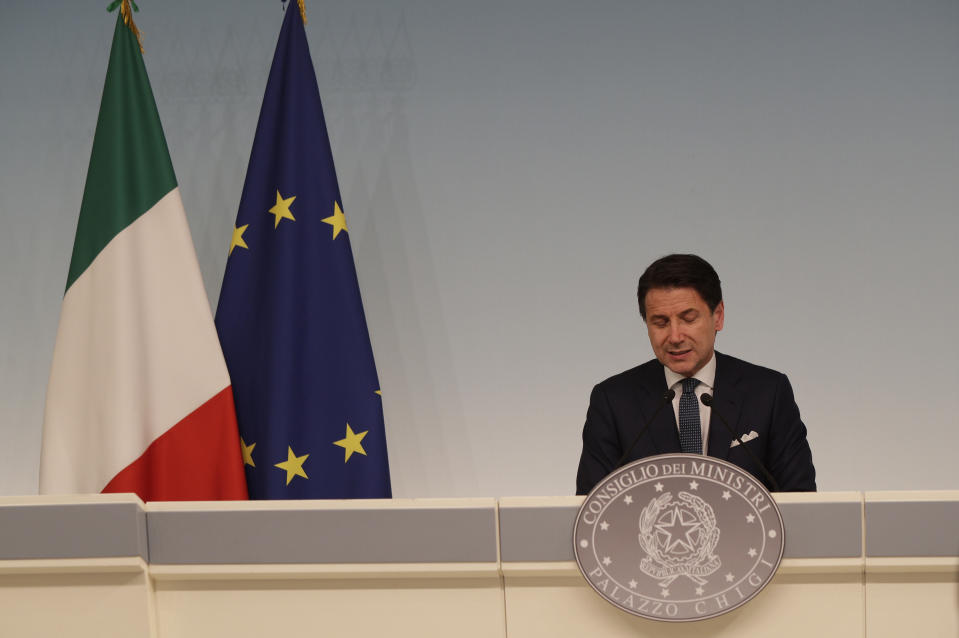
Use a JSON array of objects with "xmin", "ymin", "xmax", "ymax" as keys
[{"xmin": 712, "ymin": 301, "xmax": 725, "ymax": 332}]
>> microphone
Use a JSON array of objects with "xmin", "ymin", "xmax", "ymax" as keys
[
  {"xmin": 700, "ymin": 393, "xmax": 780, "ymax": 492},
  {"xmin": 615, "ymin": 389, "xmax": 675, "ymax": 468}
]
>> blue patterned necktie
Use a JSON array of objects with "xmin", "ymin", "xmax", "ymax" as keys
[{"xmin": 678, "ymin": 377, "xmax": 702, "ymax": 454}]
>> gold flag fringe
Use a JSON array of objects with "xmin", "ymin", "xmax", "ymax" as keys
[
  {"xmin": 120, "ymin": 0, "xmax": 145, "ymax": 54},
  {"xmin": 297, "ymin": 0, "xmax": 307, "ymax": 25}
]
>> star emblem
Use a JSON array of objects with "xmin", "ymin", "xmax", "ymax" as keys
[
  {"xmin": 722, "ymin": 490, "xmax": 731, "ymax": 500},
  {"xmin": 268, "ymin": 190, "xmax": 296, "ymax": 228},
  {"xmin": 602, "ymin": 556, "xmax": 612, "ymax": 566},
  {"xmin": 654, "ymin": 482, "xmax": 664, "ymax": 492},
  {"xmin": 747, "ymin": 548, "xmax": 758, "ymax": 558},
  {"xmin": 274, "ymin": 446, "xmax": 309, "ymax": 485},
  {"xmin": 661, "ymin": 588, "xmax": 670, "ymax": 598},
  {"xmin": 322, "ymin": 200, "xmax": 349, "ymax": 239},
  {"xmin": 725, "ymin": 573, "xmax": 735, "ymax": 583},
  {"xmin": 746, "ymin": 513, "xmax": 756, "ymax": 523},
  {"xmin": 654, "ymin": 505, "xmax": 703, "ymax": 555},
  {"xmin": 229, "ymin": 224, "xmax": 249, "ymax": 255},
  {"xmin": 695, "ymin": 586, "xmax": 705, "ymax": 595},
  {"xmin": 628, "ymin": 579, "xmax": 638, "ymax": 589},
  {"xmin": 624, "ymin": 495, "xmax": 633, "ymax": 505},
  {"xmin": 240, "ymin": 437, "xmax": 256, "ymax": 467},
  {"xmin": 599, "ymin": 521, "xmax": 610, "ymax": 531},
  {"xmin": 333, "ymin": 423, "xmax": 369, "ymax": 462},
  {"xmin": 689, "ymin": 480, "xmax": 699, "ymax": 490}
]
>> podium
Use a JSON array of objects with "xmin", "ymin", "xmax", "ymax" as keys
[{"xmin": 1, "ymin": 492, "xmax": 955, "ymax": 637}]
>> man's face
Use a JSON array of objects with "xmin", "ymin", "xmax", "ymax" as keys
[{"xmin": 644, "ymin": 287, "xmax": 724, "ymax": 377}]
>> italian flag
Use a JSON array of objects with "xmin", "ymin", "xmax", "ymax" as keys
[{"xmin": 39, "ymin": 9, "xmax": 247, "ymax": 501}]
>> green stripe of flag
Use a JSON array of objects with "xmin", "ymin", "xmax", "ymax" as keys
[{"xmin": 66, "ymin": 12, "xmax": 177, "ymax": 291}]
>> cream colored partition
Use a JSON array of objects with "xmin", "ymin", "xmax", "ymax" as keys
[
  {"xmin": 1, "ymin": 492, "xmax": 956, "ymax": 637},
  {"xmin": 864, "ymin": 491, "xmax": 959, "ymax": 638},
  {"xmin": 146, "ymin": 498, "xmax": 505, "ymax": 638},
  {"xmin": 0, "ymin": 494, "xmax": 154, "ymax": 638},
  {"xmin": 498, "ymin": 492, "xmax": 865, "ymax": 638}
]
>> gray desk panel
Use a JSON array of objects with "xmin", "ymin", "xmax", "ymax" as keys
[
  {"xmin": 778, "ymin": 501, "xmax": 862, "ymax": 558},
  {"xmin": 148, "ymin": 507, "xmax": 497, "ymax": 564},
  {"xmin": 499, "ymin": 501, "xmax": 862, "ymax": 562},
  {"xmin": 865, "ymin": 500, "xmax": 959, "ymax": 557},
  {"xmin": 0, "ymin": 502, "xmax": 147, "ymax": 560},
  {"xmin": 499, "ymin": 505, "xmax": 578, "ymax": 562}
]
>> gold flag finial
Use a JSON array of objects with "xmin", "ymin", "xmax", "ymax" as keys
[{"xmin": 297, "ymin": 0, "xmax": 307, "ymax": 25}]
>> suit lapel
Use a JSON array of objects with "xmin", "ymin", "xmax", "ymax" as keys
[
  {"xmin": 634, "ymin": 362, "xmax": 681, "ymax": 455},
  {"xmin": 707, "ymin": 352, "xmax": 745, "ymax": 460}
]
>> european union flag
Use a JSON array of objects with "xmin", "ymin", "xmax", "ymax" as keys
[{"xmin": 215, "ymin": 4, "xmax": 391, "ymax": 499}]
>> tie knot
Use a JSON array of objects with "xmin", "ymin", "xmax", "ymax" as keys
[{"xmin": 682, "ymin": 377, "xmax": 699, "ymax": 394}]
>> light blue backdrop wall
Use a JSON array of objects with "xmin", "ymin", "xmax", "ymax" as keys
[{"xmin": 1, "ymin": 0, "xmax": 957, "ymax": 497}]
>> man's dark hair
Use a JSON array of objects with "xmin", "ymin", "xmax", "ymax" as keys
[{"xmin": 637, "ymin": 254, "xmax": 723, "ymax": 320}]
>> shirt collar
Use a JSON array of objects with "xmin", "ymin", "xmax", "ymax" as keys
[{"xmin": 664, "ymin": 351, "xmax": 716, "ymax": 391}]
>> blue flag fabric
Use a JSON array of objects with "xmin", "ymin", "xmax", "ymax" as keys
[{"xmin": 215, "ymin": 5, "xmax": 391, "ymax": 499}]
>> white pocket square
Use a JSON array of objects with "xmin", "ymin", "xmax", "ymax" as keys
[{"xmin": 730, "ymin": 431, "xmax": 759, "ymax": 448}]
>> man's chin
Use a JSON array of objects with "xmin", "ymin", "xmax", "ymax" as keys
[{"xmin": 662, "ymin": 356, "xmax": 698, "ymax": 377}]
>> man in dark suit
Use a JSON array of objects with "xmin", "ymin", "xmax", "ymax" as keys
[{"xmin": 576, "ymin": 254, "xmax": 816, "ymax": 495}]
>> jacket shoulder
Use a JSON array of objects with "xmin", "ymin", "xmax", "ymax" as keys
[
  {"xmin": 716, "ymin": 352, "xmax": 783, "ymax": 376},
  {"xmin": 715, "ymin": 352, "xmax": 786, "ymax": 381},
  {"xmin": 593, "ymin": 359, "xmax": 662, "ymax": 392}
]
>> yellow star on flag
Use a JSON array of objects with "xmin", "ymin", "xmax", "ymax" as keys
[
  {"xmin": 229, "ymin": 224, "xmax": 249, "ymax": 255},
  {"xmin": 333, "ymin": 423, "xmax": 368, "ymax": 462},
  {"xmin": 322, "ymin": 201, "xmax": 348, "ymax": 239},
  {"xmin": 240, "ymin": 437, "xmax": 256, "ymax": 467},
  {"xmin": 268, "ymin": 190, "xmax": 296, "ymax": 228},
  {"xmin": 274, "ymin": 446, "xmax": 309, "ymax": 485}
]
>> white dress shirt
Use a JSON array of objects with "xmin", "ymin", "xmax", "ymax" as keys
[{"xmin": 663, "ymin": 352, "xmax": 716, "ymax": 454}]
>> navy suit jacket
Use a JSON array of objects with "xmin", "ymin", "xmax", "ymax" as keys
[{"xmin": 575, "ymin": 352, "xmax": 816, "ymax": 495}]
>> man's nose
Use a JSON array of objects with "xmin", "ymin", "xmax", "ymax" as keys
[{"xmin": 668, "ymin": 323, "xmax": 683, "ymax": 343}]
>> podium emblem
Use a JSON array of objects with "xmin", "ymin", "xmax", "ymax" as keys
[
  {"xmin": 573, "ymin": 454, "xmax": 785, "ymax": 622},
  {"xmin": 638, "ymin": 491, "xmax": 721, "ymax": 585}
]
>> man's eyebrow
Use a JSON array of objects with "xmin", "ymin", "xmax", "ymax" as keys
[{"xmin": 678, "ymin": 309, "xmax": 699, "ymax": 319}]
